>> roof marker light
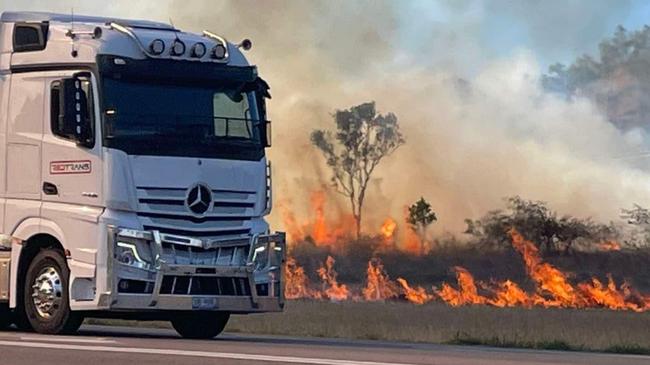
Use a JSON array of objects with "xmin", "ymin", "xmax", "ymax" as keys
[
  {"xmin": 237, "ymin": 39, "xmax": 252, "ymax": 51},
  {"xmin": 171, "ymin": 39, "xmax": 186, "ymax": 56},
  {"xmin": 191, "ymin": 42, "xmax": 207, "ymax": 58},
  {"xmin": 149, "ymin": 39, "xmax": 165, "ymax": 55}
]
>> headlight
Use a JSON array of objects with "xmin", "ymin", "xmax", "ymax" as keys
[
  {"xmin": 251, "ymin": 241, "xmax": 284, "ymax": 271},
  {"xmin": 115, "ymin": 241, "xmax": 153, "ymax": 269},
  {"xmin": 271, "ymin": 245, "xmax": 283, "ymax": 268},
  {"xmin": 251, "ymin": 245, "xmax": 268, "ymax": 271}
]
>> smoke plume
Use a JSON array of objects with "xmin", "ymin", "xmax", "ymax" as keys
[{"xmin": 5, "ymin": 0, "xmax": 650, "ymax": 234}]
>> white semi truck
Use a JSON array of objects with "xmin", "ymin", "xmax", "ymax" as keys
[{"xmin": 0, "ymin": 12, "xmax": 285, "ymax": 338}]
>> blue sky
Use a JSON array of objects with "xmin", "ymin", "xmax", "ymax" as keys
[{"xmin": 394, "ymin": 0, "xmax": 650, "ymax": 74}]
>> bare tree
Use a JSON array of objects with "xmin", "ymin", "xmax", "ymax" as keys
[
  {"xmin": 407, "ymin": 197, "xmax": 437, "ymax": 253},
  {"xmin": 311, "ymin": 102, "xmax": 404, "ymax": 238}
]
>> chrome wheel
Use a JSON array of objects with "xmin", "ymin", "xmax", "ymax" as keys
[{"xmin": 31, "ymin": 266, "xmax": 63, "ymax": 319}]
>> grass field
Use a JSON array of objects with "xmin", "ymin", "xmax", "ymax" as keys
[
  {"xmin": 89, "ymin": 300, "xmax": 650, "ymax": 354},
  {"xmin": 224, "ymin": 301, "xmax": 650, "ymax": 353}
]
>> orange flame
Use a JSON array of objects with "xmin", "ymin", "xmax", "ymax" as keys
[
  {"xmin": 280, "ymin": 190, "xmax": 650, "ymax": 312},
  {"xmin": 284, "ymin": 257, "xmax": 321, "ymax": 300},
  {"xmin": 509, "ymin": 229, "xmax": 649, "ymax": 311},
  {"xmin": 396, "ymin": 278, "xmax": 433, "ymax": 304},
  {"xmin": 509, "ymin": 229, "xmax": 586, "ymax": 308},
  {"xmin": 599, "ymin": 241, "xmax": 622, "ymax": 252},
  {"xmin": 362, "ymin": 258, "xmax": 399, "ymax": 301},
  {"xmin": 380, "ymin": 218, "xmax": 397, "ymax": 240},
  {"xmin": 402, "ymin": 207, "xmax": 424, "ymax": 255},
  {"xmin": 434, "ymin": 266, "xmax": 488, "ymax": 306},
  {"xmin": 311, "ymin": 191, "xmax": 329, "ymax": 244},
  {"xmin": 488, "ymin": 280, "xmax": 532, "ymax": 308},
  {"xmin": 577, "ymin": 276, "xmax": 632, "ymax": 311},
  {"xmin": 317, "ymin": 256, "xmax": 350, "ymax": 301}
]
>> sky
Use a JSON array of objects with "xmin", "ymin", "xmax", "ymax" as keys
[{"xmin": 3, "ymin": 0, "xmax": 650, "ymax": 235}]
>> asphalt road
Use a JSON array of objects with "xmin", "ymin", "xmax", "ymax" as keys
[{"xmin": 0, "ymin": 325, "xmax": 647, "ymax": 365}]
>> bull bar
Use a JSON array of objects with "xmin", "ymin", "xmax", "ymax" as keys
[{"xmin": 104, "ymin": 226, "xmax": 286, "ymax": 313}]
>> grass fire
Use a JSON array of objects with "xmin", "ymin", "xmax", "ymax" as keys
[
  {"xmin": 280, "ymin": 189, "xmax": 650, "ymax": 312},
  {"xmin": 284, "ymin": 228, "xmax": 650, "ymax": 312}
]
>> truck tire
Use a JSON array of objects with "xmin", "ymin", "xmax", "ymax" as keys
[
  {"xmin": 171, "ymin": 312, "xmax": 230, "ymax": 339},
  {"xmin": 23, "ymin": 249, "xmax": 83, "ymax": 334},
  {"xmin": 0, "ymin": 304, "xmax": 11, "ymax": 329}
]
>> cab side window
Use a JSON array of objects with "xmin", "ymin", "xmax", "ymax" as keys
[{"xmin": 50, "ymin": 79, "xmax": 95, "ymax": 147}]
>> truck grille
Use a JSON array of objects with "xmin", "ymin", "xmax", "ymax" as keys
[
  {"xmin": 136, "ymin": 186, "xmax": 256, "ymax": 240},
  {"xmin": 159, "ymin": 241, "xmax": 250, "ymax": 266}
]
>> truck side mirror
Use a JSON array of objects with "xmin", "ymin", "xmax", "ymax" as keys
[
  {"xmin": 262, "ymin": 120, "xmax": 272, "ymax": 147},
  {"xmin": 60, "ymin": 77, "xmax": 94, "ymax": 148},
  {"xmin": 254, "ymin": 78, "xmax": 272, "ymax": 147}
]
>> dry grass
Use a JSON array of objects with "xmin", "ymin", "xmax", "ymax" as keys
[
  {"xmin": 87, "ymin": 300, "xmax": 650, "ymax": 354},
  {"xmin": 226, "ymin": 300, "xmax": 650, "ymax": 353}
]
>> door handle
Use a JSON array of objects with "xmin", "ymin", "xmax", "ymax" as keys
[{"xmin": 42, "ymin": 182, "xmax": 58, "ymax": 195}]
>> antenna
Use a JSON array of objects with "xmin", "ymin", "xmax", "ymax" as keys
[
  {"xmin": 70, "ymin": 7, "xmax": 78, "ymax": 57},
  {"xmin": 168, "ymin": 17, "xmax": 186, "ymax": 56},
  {"xmin": 169, "ymin": 17, "xmax": 181, "ymax": 40}
]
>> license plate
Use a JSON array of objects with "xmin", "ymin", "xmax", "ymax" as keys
[{"xmin": 192, "ymin": 297, "xmax": 218, "ymax": 310}]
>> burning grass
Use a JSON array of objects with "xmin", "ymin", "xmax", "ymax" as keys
[
  {"xmin": 285, "ymin": 229, "xmax": 650, "ymax": 312},
  {"xmin": 227, "ymin": 301, "xmax": 650, "ymax": 353}
]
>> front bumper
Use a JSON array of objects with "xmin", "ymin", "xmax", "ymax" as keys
[{"xmin": 105, "ymin": 227, "xmax": 286, "ymax": 313}]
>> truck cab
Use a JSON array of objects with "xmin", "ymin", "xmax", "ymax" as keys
[{"xmin": 0, "ymin": 11, "xmax": 285, "ymax": 338}]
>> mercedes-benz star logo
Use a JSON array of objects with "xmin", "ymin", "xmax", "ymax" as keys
[{"xmin": 186, "ymin": 184, "xmax": 212, "ymax": 216}]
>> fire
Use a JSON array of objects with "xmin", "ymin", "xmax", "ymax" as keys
[
  {"xmin": 280, "ymin": 190, "xmax": 356, "ymax": 247},
  {"xmin": 434, "ymin": 267, "xmax": 488, "ymax": 306},
  {"xmin": 362, "ymin": 258, "xmax": 399, "ymax": 301},
  {"xmin": 311, "ymin": 191, "xmax": 329, "ymax": 244},
  {"xmin": 317, "ymin": 256, "xmax": 350, "ymax": 301},
  {"xmin": 279, "ymin": 190, "xmax": 427, "ymax": 254},
  {"xmin": 280, "ymin": 190, "xmax": 649, "ymax": 312},
  {"xmin": 508, "ymin": 229, "xmax": 648, "ymax": 311},
  {"xmin": 488, "ymin": 280, "xmax": 532, "ymax": 308},
  {"xmin": 509, "ymin": 229, "xmax": 586, "ymax": 307},
  {"xmin": 577, "ymin": 276, "xmax": 631, "ymax": 311},
  {"xmin": 284, "ymin": 257, "xmax": 321, "ymax": 299},
  {"xmin": 396, "ymin": 278, "xmax": 433, "ymax": 304},
  {"xmin": 599, "ymin": 241, "xmax": 622, "ymax": 252},
  {"xmin": 433, "ymin": 229, "xmax": 649, "ymax": 311},
  {"xmin": 380, "ymin": 218, "xmax": 397, "ymax": 240},
  {"xmin": 403, "ymin": 207, "xmax": 424, "ymax": 255}
]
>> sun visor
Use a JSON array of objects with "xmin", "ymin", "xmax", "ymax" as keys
[{"xmin": 97, "ymin": 55, "xmax": 257, "ymax": 87}]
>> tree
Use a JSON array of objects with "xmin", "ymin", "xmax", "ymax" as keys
[
  {"xmin": 464, "ymin": 196, "xmax": 618, "ymax": 254},
  {"xmin": 621, "ymin": 204, "xmax": 650, "ymax": 247},
  {"xmin": 541, "ymin": 24, "xmax": 650, "ymax": 131},
  {"xmin": 311, "ymin": 102, "xmax": 405, "ymax": 238},
  {"xmin": 407, "ymin": 197, "xmax": 437, "ymax": 253},
  {"xmin": 621, "ymin": 204, "xmax": 650, "ymax": 225}
]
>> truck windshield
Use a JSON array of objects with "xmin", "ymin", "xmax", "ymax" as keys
[{"xmin": 101, "ymin": 78, "xmax": 264, "ymax": 160}]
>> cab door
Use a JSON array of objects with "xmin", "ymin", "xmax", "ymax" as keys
[
  {"xmin": 4, "ymin": 73, "xmax": 44, "ymax": 234},
  {"xmin": 40, "ymin": 71, "xmax": 103, "ymax": 209}
]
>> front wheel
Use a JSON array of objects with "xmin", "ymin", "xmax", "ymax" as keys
[
  {"xmin": 171, "ymin": 312, "xmax": 230, "ymax": 339},
  {"xmin": 0, "ymin": 304, "xmax": 11, "ymax": 330},
  {"xmin": 23, "ymin": 249, "xmax": 83, "ymax": 334}
]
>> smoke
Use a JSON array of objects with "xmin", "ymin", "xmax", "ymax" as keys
[
  {"xmin": 4, "ymin": 1, "xmax": 650, "ymax": 233},
  {"xmin": 167, "ymin": 0, "xmax": 650, "ymax": 233}
]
